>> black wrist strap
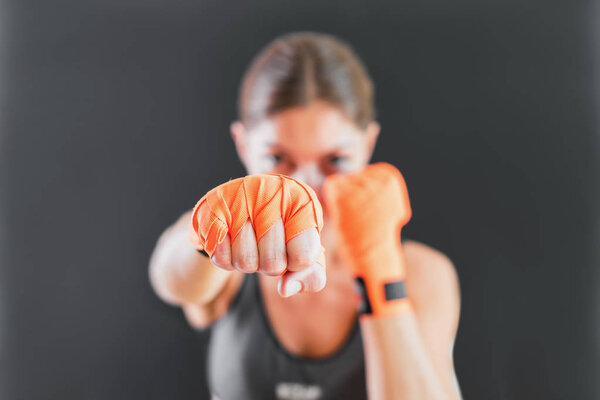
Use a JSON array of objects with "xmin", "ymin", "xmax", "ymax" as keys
[
  {"xmin": 354, "ymin": 277, "xmax": 373, "ymax": 314},
  {"xmin": 384, "ymin": 281, "xmax": 407, "ymax": 301},
  {"xmin": 196, "ymin": 249, "xmax": 209, "ymax": 258},
  {"xmin": 354, "ymin": 277, "xmax": 407, "ymax": 315}
]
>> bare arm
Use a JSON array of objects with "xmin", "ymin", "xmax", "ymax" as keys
[
  {"xmin": 362, "ymin": 314, "xmax": 446, "ymax": 399},
  {"xmin": 148, "ymin": 210, "xmax": 325, "ymax": 328},
  {"xmin": 148, "ymin": 210, "xmax": 236, "ymax": 327},
  {"xmin": 360, "ymin": 243, "xmax": 462, "ymax": 400}
]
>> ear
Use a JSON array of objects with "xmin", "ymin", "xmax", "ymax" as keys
[
  {"xmin": 230, "ymin": 121, "xmax": 247, "ymax": 165},
  {"xmin": 364, "ymin": 121, "xmax": 381, "ymax": 160}
]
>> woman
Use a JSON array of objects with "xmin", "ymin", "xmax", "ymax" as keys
[{"xmin": 149, "ymin": 31, "xmax": 461, "ymax": 400}]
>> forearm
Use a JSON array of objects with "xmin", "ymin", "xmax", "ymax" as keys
[
  {"xmin": 360, "ymin": 311, "xmax": 458, "ymax": 400},
  {"xmin": 148, "ymin": 211, "xmax": 230, "ymax": 306},
  {"xmin": 323, "ymin": 163, "xmax": 461, "ymax": 399}
]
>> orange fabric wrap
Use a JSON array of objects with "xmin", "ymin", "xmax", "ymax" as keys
[
  {"xmin": 323, "ymin": 162, "xmax": 412, "ymax": 317},
  {"xmin": 189, "ymin": 174, "xmax": 324, "ymax": 261}
]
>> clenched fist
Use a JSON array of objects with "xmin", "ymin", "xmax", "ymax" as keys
[
  {"xmin": 189, "ymin": 174, "xmax": 326, "ymax": 297},
  {"xmin": 323, "ymin": 162, "xmax": 412, "ymax": 317}
]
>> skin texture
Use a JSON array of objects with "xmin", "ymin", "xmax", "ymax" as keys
[{"xmin": 148, "ymin": 99, "xmax": 462, "ymax": 399}]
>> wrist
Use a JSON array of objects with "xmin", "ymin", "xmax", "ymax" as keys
[
  {"xmin": 350, "ymin": 242, "xmax": 411, "ymax": 318},
  {"xmin": 355, "ymin": 274, "xmax": 412, "ymax": 318}
]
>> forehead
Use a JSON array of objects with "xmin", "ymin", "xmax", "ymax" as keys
[{"xmin": 249, "ymin": 100, "xmax": 362, "ymax": 151}]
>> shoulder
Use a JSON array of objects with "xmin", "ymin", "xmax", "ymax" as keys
[
  {"xmin": 402, "ymin": 240, "xmax": 461, "ymax": 342},
  {"xmin": 402, "ymin": 240, "xmax": 458, "ymax": 292}
]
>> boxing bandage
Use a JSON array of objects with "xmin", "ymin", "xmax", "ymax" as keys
[
  {"xmin": 323, "ymin": 163, "xmax": 412, "ymax": 318},
  {"xmin": 189, "ymin": 174, "xmax": 325, "ymax": 266}
]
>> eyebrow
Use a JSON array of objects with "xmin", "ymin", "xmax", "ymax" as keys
[{"xmin": 265, "ymin": 141, "xmax": 354, "ymax": 151}]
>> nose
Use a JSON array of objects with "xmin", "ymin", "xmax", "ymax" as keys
[{"xmin": 289, "ymin": 163, "xmax": 325, "ymax": 198}]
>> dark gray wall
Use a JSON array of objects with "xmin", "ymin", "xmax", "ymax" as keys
[{"xmin": 1, "ymin": 1, "xmax": 599, "ymax": 399}]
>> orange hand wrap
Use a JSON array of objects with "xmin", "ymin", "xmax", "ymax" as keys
[
  {"xmin": 189, "ymin": 174, "xmax": 325, "ymax": 267},
  {"xmin": 323, "ymin": 163, "xmax": 412, "ymax": 318}
]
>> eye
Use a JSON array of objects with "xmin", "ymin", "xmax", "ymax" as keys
[
  {"xmin": 268, "ymin": 153, "xmax": 283, "ymax": 164},
  {"xmin": 329, "ymin": 155, "xmax": 348, "ymax": 166}
]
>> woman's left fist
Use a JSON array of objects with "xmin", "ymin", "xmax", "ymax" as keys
[{"xmin": 323, "ymin": 162, "xmax": 412, "ymax": 317}]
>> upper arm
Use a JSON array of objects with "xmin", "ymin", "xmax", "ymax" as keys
[{"xmin": 403, "ymin": 240, "xmax": 462, "ymax": 395}]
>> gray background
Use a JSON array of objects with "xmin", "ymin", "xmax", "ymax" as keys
[{"xmin": 1, "ymin": 0, "xmax": 599, "ymax": 399}]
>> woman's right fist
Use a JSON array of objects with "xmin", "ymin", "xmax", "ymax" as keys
[{"xmin": 189, "ymin": 174, "xmax": 326, "ymax": 297}]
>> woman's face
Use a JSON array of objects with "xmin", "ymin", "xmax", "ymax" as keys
[{"xmin": 231, "ymin": 100, "xmax": 380, "ymax": 203}]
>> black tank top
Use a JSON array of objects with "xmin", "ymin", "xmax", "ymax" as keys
[{"xmin": 207, "ymin": 237, "xmax": 410, "ymax": 400}]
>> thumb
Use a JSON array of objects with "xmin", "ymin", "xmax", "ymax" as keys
[{"xmin": 277, "ymin": 263, "xmax": 327, "ymax": 297}]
